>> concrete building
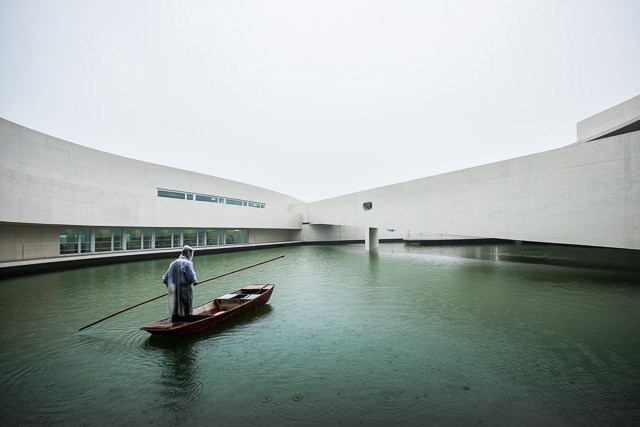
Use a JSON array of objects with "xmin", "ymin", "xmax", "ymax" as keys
[
  {"xmin": 1, "ymin": 95, "xmax": 639, "ymax": 273},
  {"xmin": 302, "ymin": 95, "xmax": 640, "ymax": 251}
]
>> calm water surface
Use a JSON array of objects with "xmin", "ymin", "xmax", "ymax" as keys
[{"xmin": 0, "ymin": 244, "xmax": 639, "ymax": 426}]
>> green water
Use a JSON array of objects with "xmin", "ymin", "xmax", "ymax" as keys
[{"xmin": 0, "ymin": 244, "xmax": 639, "ymax": 426}]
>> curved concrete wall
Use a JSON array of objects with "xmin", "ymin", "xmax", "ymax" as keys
[
  {"xmin": 577, "ymin": 94, "xmax": 640, "ymax": 142},
  {"xmin": 303, "ymin": 126, "xmax": 639, "ymax": 250},
  {"xmin": 2, "ymin": 94, "xmax": 639, "ymax": 263},
  {"xmin": 0, "ymin": 118, "xmax": 303, "ymax": 230}
]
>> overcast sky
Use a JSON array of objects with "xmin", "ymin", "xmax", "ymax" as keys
[{"xmin": 1, "ymin": 0, "xmax": 639, "ymax": 202}]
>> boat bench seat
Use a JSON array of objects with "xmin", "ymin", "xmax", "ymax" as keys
[
  {"xmin": 219, "ymin": 293, "xmax": 260, "ymax": 301},
  {"xmin": 216, "ymin": 293, "xmax": 260, "ymax": 310}
]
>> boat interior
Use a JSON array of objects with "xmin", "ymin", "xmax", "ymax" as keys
[{"xmin": 193, "ymin": 284, "xmax": 272, "ymax": 315}]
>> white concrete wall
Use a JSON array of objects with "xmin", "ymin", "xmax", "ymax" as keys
[
  {"xmin": 0, "ymin": 118, "xmax": 303, "ymax": 230},
  {"xmin": 301, "ymin": 224, "xmax": 364, "ymax": 242},
  {"xmin": 248, "ymin": 228, "xmax": 301, "ymax": 244},
  {"xmin": 0, "ymin": 224, "xmax": 59, "ymax": 261},
  {"xmin": 304, "ymin": 130, "xmax": 640, "ymax": 250},
  {"xmin": 577, "ymin": 94, "xmax": 640, "ymax": 142},
  {"xmin": 294, "ymin": 222, "xmax": 401, "ymax": 243}
]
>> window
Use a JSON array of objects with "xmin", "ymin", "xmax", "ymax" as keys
[
  {"xmin": 79, "ymin": 230, "xmax": 91, "ymax": 253},
  {"xmin": 206, "ymin": 229, "xmax": 221, "ymax": 245},
  {"xmin": 172, "ymin": 230, "xmax": 182, "ymax": 248},
  {"xmin": 142, "ymin": 230, "xmax": 152, "ymax": 249},
  {"xmin": 183, "ymin": 230, "xmax": 198, "ymax": 247},
  {"xmin": 155, "ymin": 229, "xmax": 173, "ymax": 249},
  {"xmin": 59, "ymin": 227, "xmax": 252, "ymax": 255},
  {"xmin": 158, "ymin": 189, "xmax": 186, "ymax": 199},
  {"xmin": 95, "ymin": 229, "xmax": 112, "ymax": 252},
  {"xmin": 126, "ymin": 230, "xmax": 142, "ymax": 250},
  {"xmin": 59, "ymin": 229, "xmax": 76, "ymax": 255},
  {"xmin": 113, "ymin": 230, "xmax": 123, "ymax": 251},
  {"xmin": 158, "ymin": 188, "xmax": 265, "ymax": 208},
  {"xmin": 225, "ymin": 229, "xmax": 248, "ymax": 244},
  {"xmin": 196, "ymin": 194, "xmax": 218, "ymax": 203},
  {"xmin": 59, "ymin": 229, "xmax": 91, "ymax": 254}
]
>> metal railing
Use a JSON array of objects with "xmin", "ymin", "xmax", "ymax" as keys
[
  {"xmin": 404, "ymin": 232, "xmax": 479, "ymax": 241},
  {"xmin": 0, "ymin": 238, "xmax": 302, "ymax": 264}
]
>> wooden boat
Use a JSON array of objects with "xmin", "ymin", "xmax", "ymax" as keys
[{"xmin": 141, "ymin": 284, "xmax": 275, "ymax": 336}]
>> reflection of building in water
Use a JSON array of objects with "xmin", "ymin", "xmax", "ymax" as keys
[{"xmin": 392, "ymin": 242, "xmax": 639, "ymax": 271}]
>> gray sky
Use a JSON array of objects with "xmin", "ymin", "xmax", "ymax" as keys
[{"xmin": 1, "ymin": 0, "xmax": 639, "ymax": 202}]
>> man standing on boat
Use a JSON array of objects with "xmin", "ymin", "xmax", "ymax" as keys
[{"xmin": 163, "ymin": 245, "xmax": 197, "ymax": 322}]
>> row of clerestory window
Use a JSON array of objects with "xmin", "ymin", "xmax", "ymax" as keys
[{"xmin": 157, "ymin": 188, "xmax": 265, "ymax": 208}]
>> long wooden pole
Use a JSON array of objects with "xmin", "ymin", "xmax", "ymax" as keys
[{"xmin": 78, "ymin": 254, "xmax": 285, "ymax": 331}]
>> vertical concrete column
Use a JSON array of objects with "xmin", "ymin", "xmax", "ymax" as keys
[{"xmin": 365, "ymin": 227, "xmax": 379, "ymax": 251}]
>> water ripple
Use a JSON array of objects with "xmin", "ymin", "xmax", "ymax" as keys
[
  {"xmin": 346, "ymin": 365, "xmax": 512, "ymax": 425},
  {"xmin": 1, "ymin": 245, "xmax": 638, "ymax": 426},
  {"xmin": 350, "ymin": 376, "xmax": 424, "ymax": 419},
  {"xmin": 232, "ymin": 374, "xmax": 350, "ymax": 425}
]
